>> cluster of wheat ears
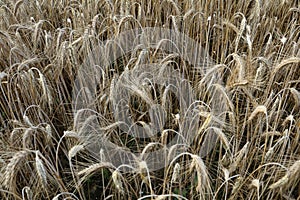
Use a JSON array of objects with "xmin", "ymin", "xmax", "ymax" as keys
[{"xmin": 0, "ymin": 0, "xmax": 299, "ymax": 199}]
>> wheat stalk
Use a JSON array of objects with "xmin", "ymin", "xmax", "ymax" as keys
[
  {"xmin": 0, "ymin": 0, "xmax": 299, "ymax": 199},
  {"xmin": 190, "ymin": 154, "xmax": 211, "ymax": 195},
  {"xmin": 269, "ymin": 160, "xmax": 300, "ymax": 189},
  {"xmin": 68, "ymin": 144, "xmax": 84, "ymax": 159},
  {"xmin": 171, "ymin": 162, "xmax": 181, "ymax": 183},
  {"xmin": 234, "ymin": 13, "xmax": 246, "ymax": 53},
  {"xmin": 35, "ymin": 151, "xmax": 47, "ymax": 188},
  {"xmin": 251, "ymin": 179, "xmax": 260, "ymax": 200},
  {"xmin": 112, "ymin": 170, "xmax": 124, "ymax": 194},
  {"xmin": 290, "ymin": 88, "xmax": 300, "ymax": 109},
  {"xmin": 4, "ymin": 150, "xmax": 30, "ymax": 190},
  {"xmin": 78, "ymin": 162, "xmax": 115, "ymax": 177},
  {"xmin": 248, "ymin": 105, "xmax": 267, "ymax": 121}
]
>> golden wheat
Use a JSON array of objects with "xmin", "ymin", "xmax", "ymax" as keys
[{"xmin": 0, "ymin": 0, "xmax": 299, "ymax": 199}]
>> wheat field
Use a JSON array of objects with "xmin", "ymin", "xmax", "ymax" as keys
[{"xmin": 0, "ymin": 0, "xmax": 299, "ymax": 199}]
